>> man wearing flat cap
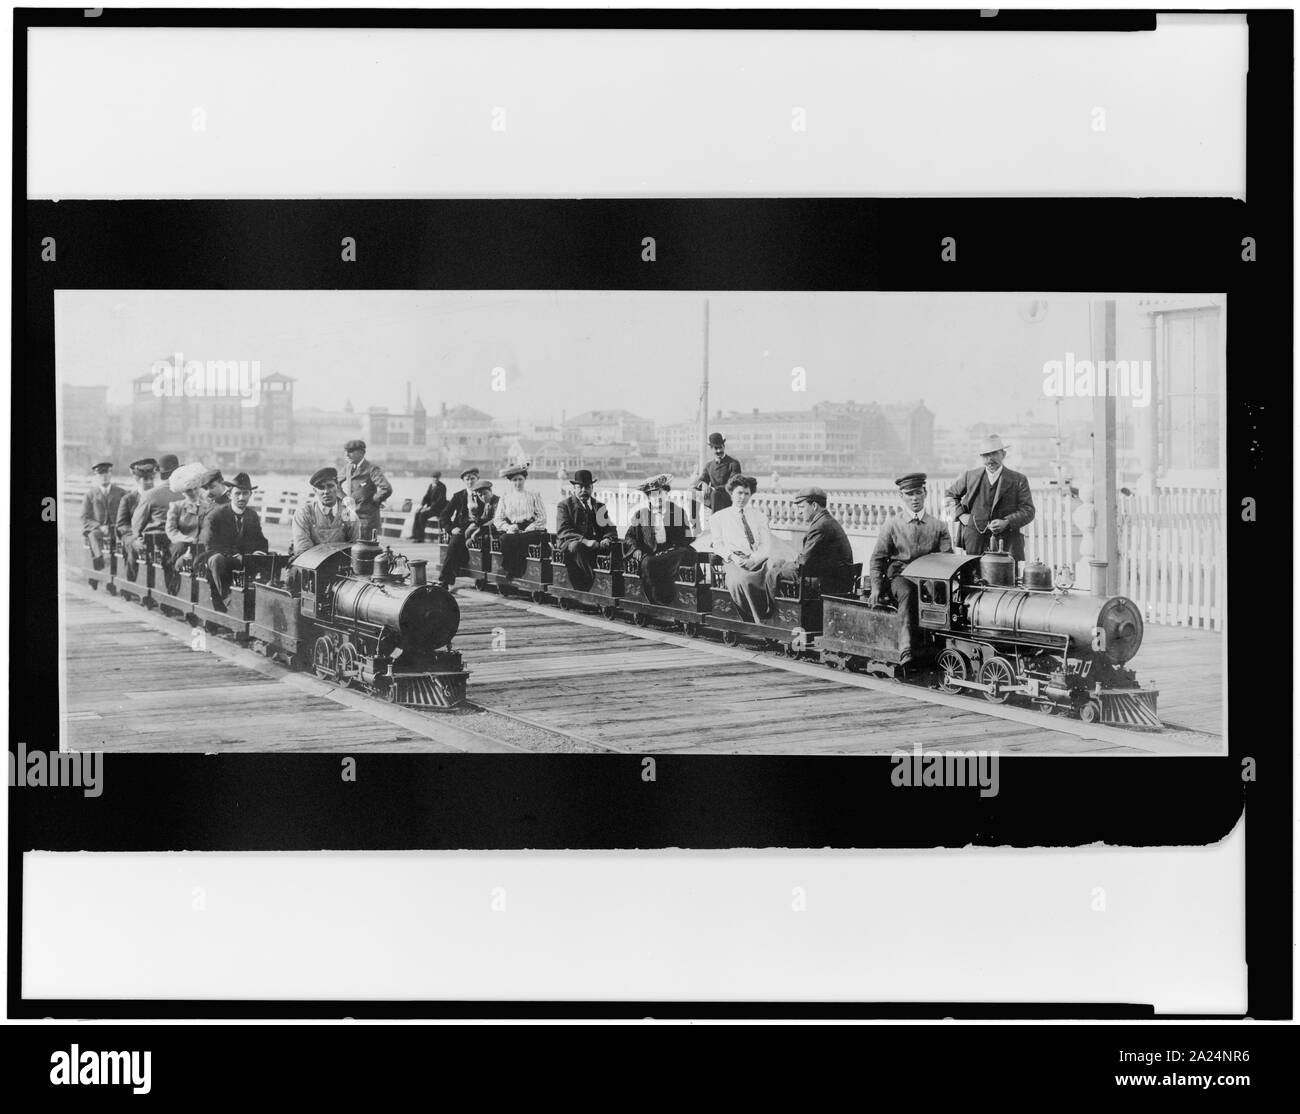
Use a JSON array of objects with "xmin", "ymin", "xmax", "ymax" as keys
[
  {"xmin": 555, "ymin": 469, "xmax": 618, "ymax": 591},
  {"xmin": 115, "ymin": 459, "xmax": 157, "ymax": 581},
  {"xmin": 131, "ymin": 453, "xmax": 184, "ymax": 539},
  {"xmin": 291, "ymin": 466, "xmax": 360, "ymax": 558},
  {"xmin": 195, "ymin": 468, "xmax": 230, "ymax": 537},
  {"xmin": 410, "ymin": 471, "xmax": 448, "ymax": 543},
  {"xmin": 81, "ymin": 462, "xmax": 126, "ymax": 569},
  {"xmin": 690, "ymin": 432, "xmax": 743, "ymax": 524},
  {"xmin": 943, "ymin": 434, "xmax": 1036, "ymax": 560},
  {"xmin": 869, "ymin": 474, "xmax": 953, "ymax": 656},
  {"xmin": 341, "ymin": 439, "xmax": 392, "ymax": 540},
  {"xmin": 438, "ymin": 473, "xmax": 497, "ymax": 588},
  {"xmin": 763, "ymin": 486, "xmax": 855, "ymax": 600},
  {"xmin": 199, "ymin": 472, "xmax": 270, "ymax": 607}
]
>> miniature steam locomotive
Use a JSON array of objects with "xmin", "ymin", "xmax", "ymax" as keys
[{"xmin": 80, "ymin": 534, "xmax": 469, "ymax": 709}]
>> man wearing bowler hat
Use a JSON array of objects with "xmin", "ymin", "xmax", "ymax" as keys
[
  {"xmin": 81, "ymin": 462, "xmax": 126, "ymax": 569},
  {"xmin": 943, "ymin": 434, "xmax": 1036, "ymax": 561},
  {"xmin": 342, "ymin": 438, "xmax": 392, "ymax": 540},
  {"xmin": 691, "ymin": 432, "xmax": 743, "ymax": 523},
  {"xmin": 199, "ymin": 472, "xmax": 269, "ymax": 608},
  {"xmin": 554, "ymin": 469, "xmax": 617, "ymax": 592},
  {"xmin": 763, "ymin": 486, "xmax": 855, "ymax": 600},
  {"xmin": 869, "ymin": 473, "xmax": 952, "ymax": 658}
]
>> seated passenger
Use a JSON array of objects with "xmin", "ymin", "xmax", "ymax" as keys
[
  {"xmin": 81, "ymin": 462, "xmax": 126, "ymax": 570},
  {"xmin": 164, "ymin": 463, "xmax": 209, "ymax": 561},
  {"xmin": 438, "ymin": 476, "xmax": 497, "ymax": 588},
  {"xmin": 625, "ymin": 474, "xmax": 696, "ymax": 605},
  {"xmin": 869, "ymin": 473, "xmax": 953, "ymax": 659},
  {"xmin": 709, "ymin": 473, "xmax": 774, "ymax": 621},
  {"xmin": 554, "ymin": 469, "xmax": 617, "ymax": 592},
  {"xmin": 200, "ymin": 472, "xmax": 270, "ymax": 609},
  {"xmin": 492, "ymin": 464, "xmax": 548, "ymax": 579},
  {"xmin": 763, "ymin": 486, "xmax": 855, "ymax": 599},
  {"xmin": 291, "ymin": 466, "xmax": 360, "ymax": 558},
  {"xmin": 115, "ymin": 458, "xmax": 156, "ymax": 581}
]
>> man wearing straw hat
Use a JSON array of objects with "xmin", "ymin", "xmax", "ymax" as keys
[{"xmin": 943, "ymin": 434, "xmax": 1036, "ymax": 561}]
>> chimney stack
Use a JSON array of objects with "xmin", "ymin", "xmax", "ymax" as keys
[{"xmin": 406, "ymin": 381, "xmax": 411, "ymax": 413}]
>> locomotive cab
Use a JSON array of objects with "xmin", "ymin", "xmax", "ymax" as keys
[{"xmin": 902, "ymin": 552, "xmax": 981, "ymax": 630}]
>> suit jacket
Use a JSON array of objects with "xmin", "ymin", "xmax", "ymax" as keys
[
  {"xmin": 343, "ymin": 458, "xmax": 393, "ymax": 513},
  {"xmin": 624, "ymin": 506, "xmax": 694, "ymax": 558},
  {"xmin": 692, "ymin": 455, "xmax": 743, "ymax": 511},
  {"xmin": 554, "ymin": 495, "xmax": 617, "ymax": 553},
  {"xmin": 116, "ymin": 489, "xmax": 142, "ymax": 539},
  {"xmin": 81, "ymin": 484, "xmax": 126, "ymax": 535},
  {"xmin": 796, "ymin": 506, "xmax": 855, "ymax": 586},
  {"xmin": 198, "ymin": 503, "xmax": 269, "ymax": 557},
  {"xmin": 943, "ymin": 466, "xmax": 1035, "ymax": 561},
  {"xmin": 419, "ymin": 481, "xmax": 448, "ymax": 515},
  {"xmin": 440, "ymin": 489, "xmax": 498, "ymax": 534},
  {"xmin": 131, "ymin": 482, "xmax": 184, "ymax": 536}
]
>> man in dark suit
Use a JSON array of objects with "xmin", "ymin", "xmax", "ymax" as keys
[
  {"xmin": 410, "ymin": 471, "xmax": 448, "ymax": 542},
  {"xmin": 691, "ymin": 432, "xmax": 743, "ymax": 522},
  {"xmin": 554, "ymin": 469, "xmax": 617, "ymax": 591},
  {"xmin": 115, "ymin": 458, "xmax": 157, "ymax": 581},
  {"xmin": 943, "ymin": 434, "xmax": 1036, "ymax": 561},
  {"xmin": 764, "ymin": 486, "xmax": 856, "ymax": 598},
  {"xmin": 199, "ymin": 472, "xmax": 269, "ymax": 608},
  {"xmin": 624, "ymin": 474, "xmax": 696, "ymax": 604},
  {"xmin": 81, "ymin": 462, "xmax": 127, "ymax": 569},
  {"xmin": 437, "ymin": 473, "xmax": 496, "ymax": 587}
]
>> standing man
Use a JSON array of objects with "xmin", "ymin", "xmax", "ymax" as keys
[
  {"xmin": 944, "ymin": 434, "xmax": 1036, "ymax": 560},
  {"xmin": 709, "ymin": 474, "xmax": 775, "ymax": 621},
  {"xmin": 291, "ymin": 467, "xmax": 361, "ymax": 557},
  {"xmin": 691, "ymin": 432, "xmax": 742, "ymax": 526},
  {"xmin": 437, "ymin": 472, "xmax": 497, "ymax": 587},
  {"xmin": 869, "ymin": 473, "xmax": 953, "ymax": 659},
  {"xmin": 763, "ymin": 487, "xmax": 856, "ymax": 598},
  {"xmin": 410, "ymin": 471, "xmax": 448, "ymax": 543},
  {"xmin": 554, "ymin": 469, "xmax": 617, "ymax": 591},
  {"xmin": 199, "ymin": 472, "xmax": 270, "ymax": 608},
  {"xmin": 342, "ymin": 439, "xmax": 393, "ymax": 541},
  {"xmin": 115, "ymin": 458, "xmax": 157, "ymax": 582},
  {"xmin": 81, "ymin": 462, "xmax": 127, "ymax": 569}
]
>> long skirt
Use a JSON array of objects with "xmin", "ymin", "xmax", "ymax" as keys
[
  {"xmin": 639, "ymin": 546, "xmax": 695, "ymax": 605},
  {"xmin": 498, "ymin": 529, "xmax": 547, "ymax": 577}
]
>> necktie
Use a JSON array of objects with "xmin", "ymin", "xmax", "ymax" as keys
[
  {"xmin": 739, "ymin": 507, "xmax": 755, "ymax": 548},
  {"xmin": 235, "ymin": 515, "xmax": 244, "ymax": 541}
]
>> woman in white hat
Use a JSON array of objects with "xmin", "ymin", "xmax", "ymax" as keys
[
  {"xmin": 164, "ymin": 462, "xmax": 209, "ymax": 560},
  {"xmin": 492, "ymin": 463, "xmax": 548, "ymax": 578}
]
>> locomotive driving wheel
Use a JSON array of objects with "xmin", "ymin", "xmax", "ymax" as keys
[
  {"xmin": 977, "ymin": 657, "xmax": 1016, "ymax": 704},
  {"xmin": 335, "ymin": 642, "xmax": 360, "ymax": 685},
  {"xmin": 312, "ymin": 636, "xmax": 337, "ymax": 681},
  {"xmin": 935, "ymin": 649, "xmax": 969, "ymax": 694}
]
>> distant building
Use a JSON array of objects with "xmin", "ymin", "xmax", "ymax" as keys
[
  {"xmin": 656, "ymin": 400, "xmax": 934, "ymax": 477},
  {"xmin": 62, "ymin": 385, "xmax": 112, "ymax": 469},
  {"xmin": 431, "ymin": 403, "xmax": 503, "ymax": 471},
  {"xmin": 562, "ymin": 409, "xmax": 656, "ymax": 451}
]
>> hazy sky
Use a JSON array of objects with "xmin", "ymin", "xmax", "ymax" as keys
[{"xmin": 55, "ymin": 291, "xmax": 1205, "ymax": 428}]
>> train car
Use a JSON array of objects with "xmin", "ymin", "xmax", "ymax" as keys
[
  {"xmin": 619, "ymin": 551, "xmax": 714, "ymax": 635},
  {"xmin": 484, "ymin": 533, "xmax": 552, "ymax": 603},
  {"xmin": 548, "ymin": 547, "xmax": 624, "ymax": 618},
  {"xmin": 702, "ymin": 555, "xmax": 861, "ymax": 654}
]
